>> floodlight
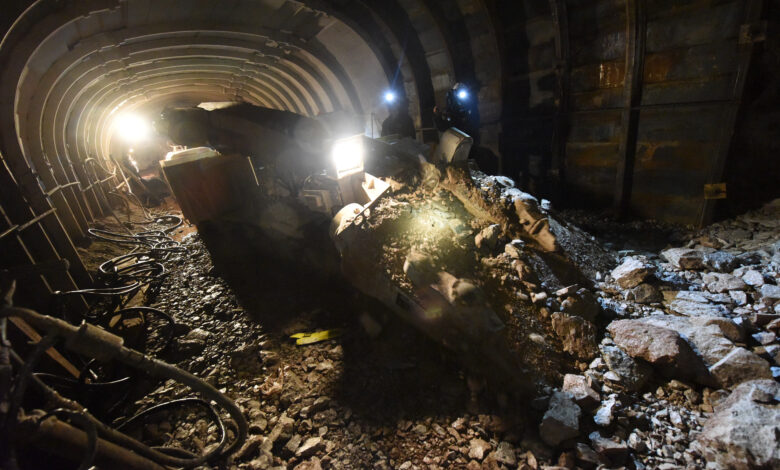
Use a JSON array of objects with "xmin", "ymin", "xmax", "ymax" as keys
[
  {"xmin": 331, "ymin": 135, "xmax": 364, "ymax": 179},
  {"xmin": 457, "ymin": 89, "xmax": 468, "ymax": 100},
  {"xmin": 384, "ymin": 91, "xmax": 396, "ymax": 103},
  {"xmin": 114, "ymin": 114, "xmax": 150, "ymax": 142}
]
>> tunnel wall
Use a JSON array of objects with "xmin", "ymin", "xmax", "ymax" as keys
[{"xmin": 490, "ymin": 0, "xmax": 777, "ymax": 225}]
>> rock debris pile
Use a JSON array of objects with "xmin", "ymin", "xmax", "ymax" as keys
[{"xmin": 107, "ymin": 182, "xmax": 778, "ymax": 469}]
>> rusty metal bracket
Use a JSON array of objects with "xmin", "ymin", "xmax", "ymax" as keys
[{"xmin": 739, "ymin": 21, "xmax": 767, "ymax": 44}]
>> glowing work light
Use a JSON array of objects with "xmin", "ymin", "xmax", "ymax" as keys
[
  {"xmin": 331, "ymin": 135, "xmax": 364, "ymax": 179},
  {"xmin": 456, "ymin": 89, "xmax": 468, "ymax": 100},
  {"xmin": 114, "ymin": 114, "xmax": 150, "ymax": 142},
  {"xmin": 384, "ymin": 91, "xmax": 396, "ymax": 104}
]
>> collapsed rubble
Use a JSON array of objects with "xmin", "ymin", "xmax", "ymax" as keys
[
  {"xmin": 6, "ymin": 147, "xmax": 779, "ymax": 469},
  {"xmin": 104, "ymin": 167, "xmax": 780, "ymax": 469}
]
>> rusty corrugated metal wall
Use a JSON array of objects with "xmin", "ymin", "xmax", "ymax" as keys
[{"xmin": 491, "ymin": 0, "xmax": 775, "ymax": 225}]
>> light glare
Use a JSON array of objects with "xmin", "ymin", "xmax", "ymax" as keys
[
  {"xmin": 384, "ymin": 91, "xmax": 396, "ymax": 103},
  {"xmin": 114, "ymin": 114, "xmax": 150, "ymax": 142},
  {"xmin": 331, "ymin": 136, "xmax": 364, "ymax": 178},
  {"xmin": 457, "ymin": 89, "xmax": 468, "ymax": 100}
]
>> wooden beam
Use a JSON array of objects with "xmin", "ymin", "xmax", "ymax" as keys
[
  {"xmin": 613, "ymin": 0, "xmax": 647, "ymax": 217},
  {"xmin": 8, "ymin": 317, "xmax": 80, "ymax": 378}
]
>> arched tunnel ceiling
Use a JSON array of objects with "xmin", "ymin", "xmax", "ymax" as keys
[{"xmin": 0, "ymin": 0, "xmax": 501, "ymax": 175}]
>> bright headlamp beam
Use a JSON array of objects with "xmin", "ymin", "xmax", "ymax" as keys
[
  {"xmin": 384, "ymin": 91, "xmax": 396, "ymax": 103},
  {"xmin": 457, "ymin": 89, "xmax": 468, "ymax": 100},
  {"xmin": 331, "ymin": 135, "xmax": 365, "ymax": 179},
  {"xmin": 114, "ymin": 114, "xmax": 150, "ymax": 143}
]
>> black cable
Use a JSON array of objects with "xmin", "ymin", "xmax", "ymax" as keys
[
  {"xmin": 121, "ymin": 307, "xmax": 175, "ymax": 353},
  {"xmin": 41, "ymin": 408, "xmax": 98, "ymax": 470},
  {"xmin": 2, "ymin": 334, "xmax": 59, "ymax": 469},
  {"xmin": 115, "ymin": 397, "xmax": 227, "ymax": 458},
  {"xmin": 2, "ymin": 306, "xmax": 248, "ymax": 468}
]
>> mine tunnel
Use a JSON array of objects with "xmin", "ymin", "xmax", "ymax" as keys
[{"xmin": 1, "ymin": 1, "xmax": 779, "ymax": 469}]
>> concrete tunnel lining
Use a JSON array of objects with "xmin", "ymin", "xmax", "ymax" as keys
[{"xmin": 3, "ymin": 0, "xmax": 454, "ymax": 180}]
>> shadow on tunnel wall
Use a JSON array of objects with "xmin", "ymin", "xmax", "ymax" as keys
[{"xmin": 718, "ymin": 2, "xmax": 780, "ymax": 220}]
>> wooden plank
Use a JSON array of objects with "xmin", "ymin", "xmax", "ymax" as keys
[{"xmin": 8, "ymin": 317, "xmax": 81, "ymax": 378}]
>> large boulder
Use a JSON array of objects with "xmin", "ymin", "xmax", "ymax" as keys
[
  {"xmin": 692, "ymin": 380, "xmax": 780, "ymax": 469},
  {"xmin": 607, "ymin": 320, "xmax": 710, "ymax": 385},
  {"xmin": 641, "ymin": 315, "xmax": 738, "ymax": 364},
  {"xmin": 551, "ymin": 313, "xmax": 599, "ymax": 360},
  {"xmin": 610, "ymin": 258, "xmax": 652, "ymax": 289},
  {"xmin": 637, "ymin": 315, "xmax": 764, "ymax": 388},
  {"xmin": 539, "ymin": 391, "xmax": 581, "ymax": 446}
]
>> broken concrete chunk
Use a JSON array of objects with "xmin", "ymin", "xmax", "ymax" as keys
[
  {"xmin": 693, "ymin": 380, "xmax": 780, "ymax": 469},
  {"xmin": 551, "ymin": 313, "xmax": 599, "ymax": 360},
  {"xmin": 539, "ymin": 391, "xmax": 581, "ymax": 447},
  {"xmin": 709, "ymin": 347, "xmax": 772, "ymax": 389},
  {"xmin": 661, "ymin": 248, "xmax": 709, "ymax": 270},
  {"xmin": 562, "ymin": 374, "xmax": 600, "ymax": 410},
  {"xmin": 610, "ymin": 257, "xmax": 651, "ymax": 289}
]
